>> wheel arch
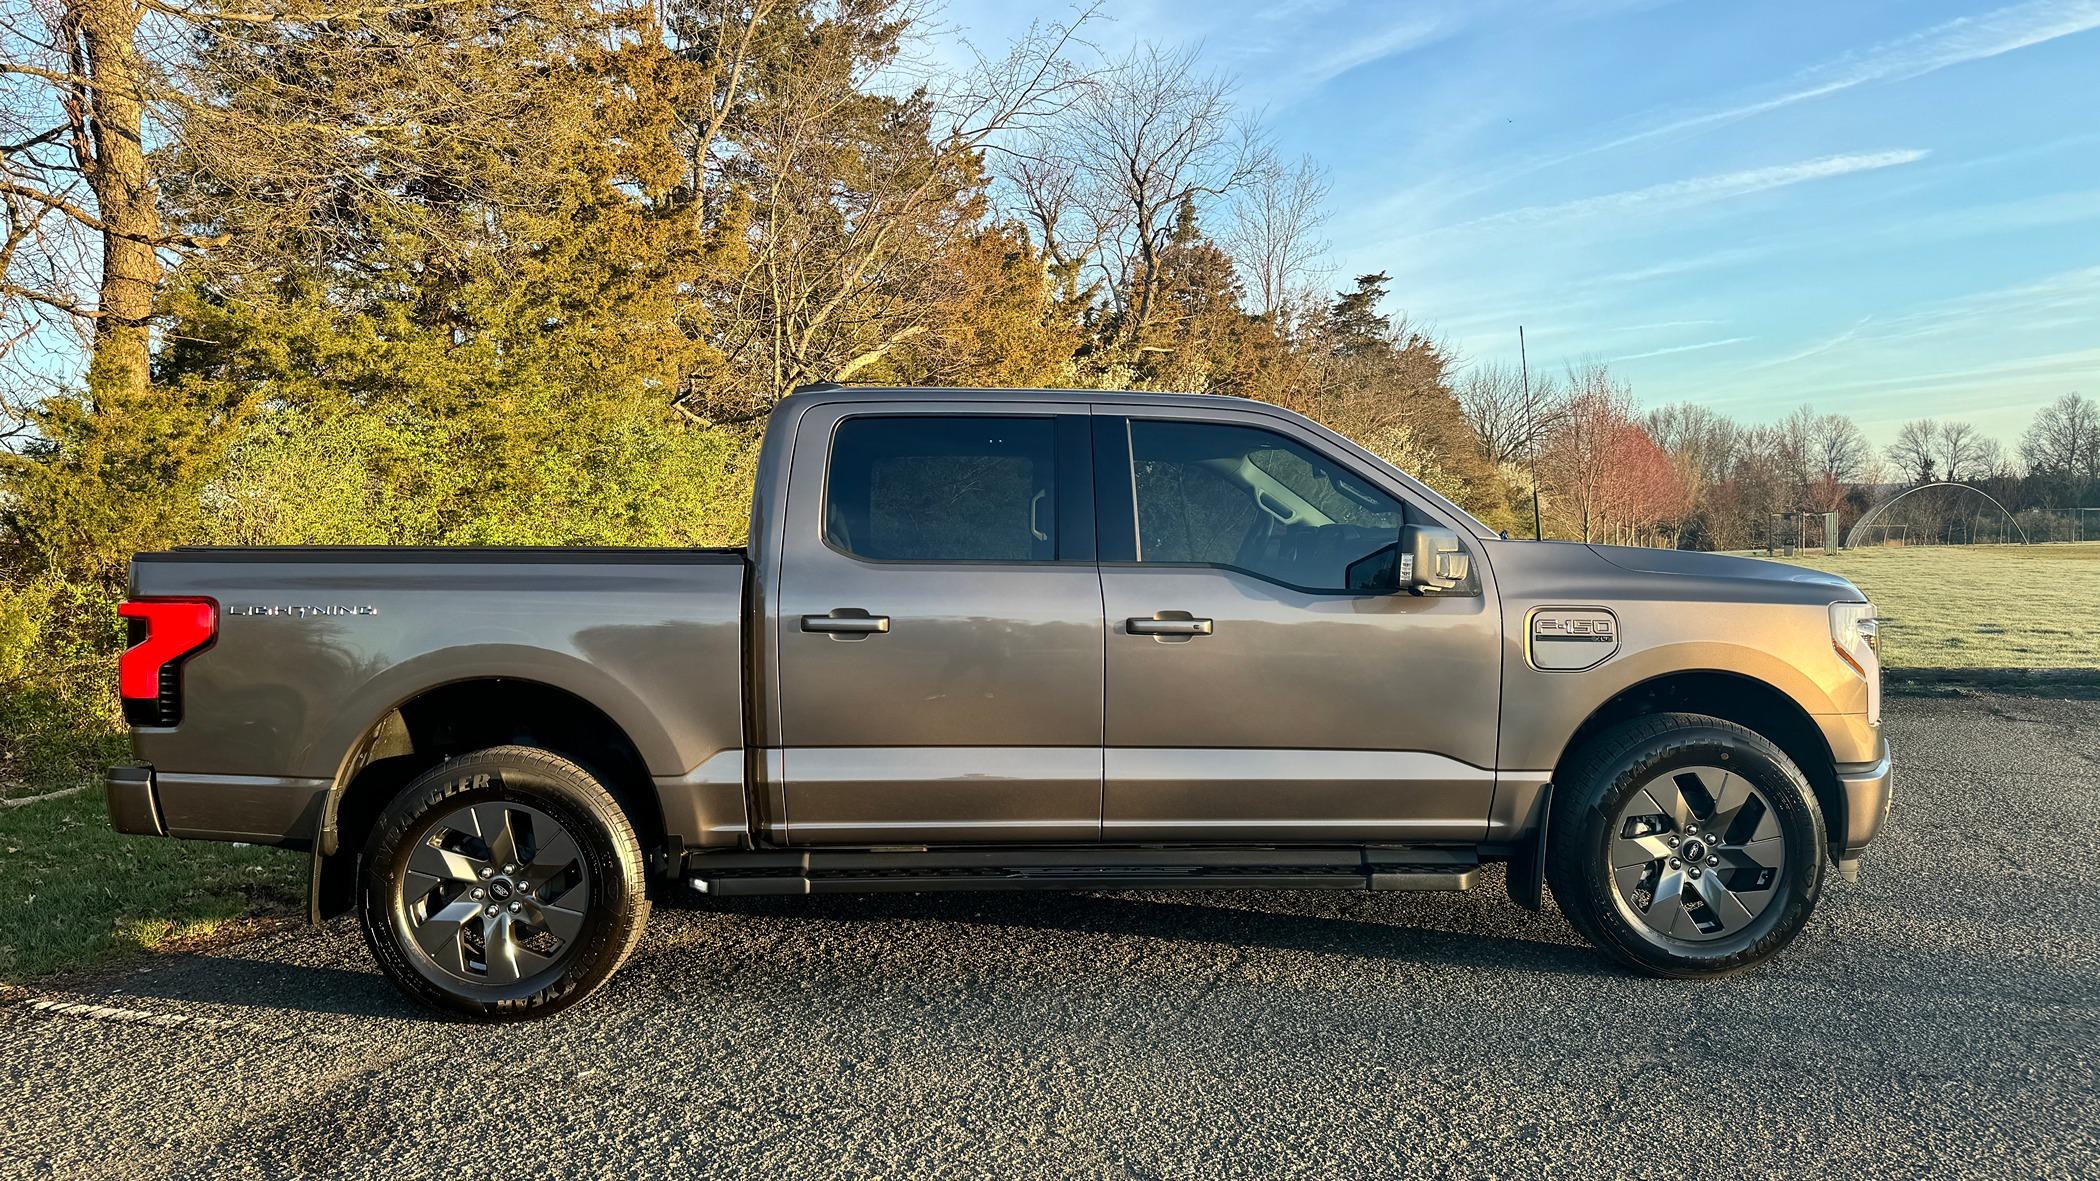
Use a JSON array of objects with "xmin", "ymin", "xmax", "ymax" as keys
[
  {"xmin": 311, "ymin": 677, "xmax": 664, "ymax": 922},
  {"xmin": 1554, "ymin": 669, "xmax": 1846, "ymax": 854}
]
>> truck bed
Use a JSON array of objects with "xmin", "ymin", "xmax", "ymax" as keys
[{"xmin": 126, "ymin": 546, "xmax": 749, "ymax": 847}]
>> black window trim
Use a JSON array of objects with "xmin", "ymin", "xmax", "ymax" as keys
[{"xmin": 819, "ymin": 410, "xmax": 1097, "ymax": 568}]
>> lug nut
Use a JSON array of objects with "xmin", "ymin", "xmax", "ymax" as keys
[
  {"xmin": 508, "ymin": 901, "xmax": 522, "ymax": 913},
  {"xmin": 1690, "ymin": 868, "xmax": 1703, "ymax": 879},
  {"xmin": 1686, "ymin": 824, "xmax": 1699, "ymax": 835},
  {"xmin": 1709, "ymin": 856, "xmax": 1721, "ymax": 867},
  {"xmin": 479, "ymin": 867, "xmax": 493, "ymax": 879},
  {"xmin": 470, "ymin": 888, "xmax": 484, "ymax": 900},
  {"xmin": 503, "ymin": 863, "xmax": 517, "ymax": 874},
  {"xmin": 1667, "ymin": 835, "xmax": 1681, "ymax": 847},
  {"xmin": 484, "ymin": 905, "xmax": 499, "ymax": 916},
  {"xmin": 1669, "ymin": 858, "xmax": 1682, "ymax": 869}
]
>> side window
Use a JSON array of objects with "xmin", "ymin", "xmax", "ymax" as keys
[
  {"xmin": 1128, "ymin": 419, "xmax": 1412, "ymax": 592},
  {"xmin": 826, "ymin": 416, "xmax": 1059, "ymax": 562}
]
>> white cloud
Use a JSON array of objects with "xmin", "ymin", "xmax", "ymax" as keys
[
  {"xmin": 1750, "ymin": 317, "xmax": 1875, "ymax": 371},
  {"xmin": 1278, "ymin": 16, "xmax": 1446, "ymax": 94},
  {"xmin": 1609, "ymin": 336, "xmax": 1753, "ymax": 362},
  {"xmin": 1586, "ymin": 0, "xmax": 2100, "ymax": 156},
  {"xmin": 1447, "ymin": 150, "xmax": 1929, "ymax": 233}
]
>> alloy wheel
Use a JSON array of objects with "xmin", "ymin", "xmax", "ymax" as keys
[
  {"xmin": 395, "ymin": 801, "xmax": 591, "ymax": 986},
  {"xmin": 1607, "ymin": 765, "xmax": 1787, "ymax": 943}
]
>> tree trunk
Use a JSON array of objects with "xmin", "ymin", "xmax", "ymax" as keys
[{"xmin": 69, "ymin": 0, "xmax": 160, "ymax": 400}]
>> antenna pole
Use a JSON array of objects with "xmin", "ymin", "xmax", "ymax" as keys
[{"xmin": 1520, "ymin": 325, "xmax": 1542, "ymax": 540}]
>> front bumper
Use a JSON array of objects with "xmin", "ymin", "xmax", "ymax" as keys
[{"xmin": 1833, "ymin": 740, "xmax": 1894, "ymax": 868}]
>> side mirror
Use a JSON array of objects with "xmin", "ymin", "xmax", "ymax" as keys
[{"xmin": 1400, "ymin": 524, "xmax": 1470, "ymax": 594}]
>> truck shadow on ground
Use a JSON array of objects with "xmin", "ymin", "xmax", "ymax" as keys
[
  {"xmin": 86, "ymin": 885, "xmax": 1615, "ymax": 1020},
  {"xmin": 669, "ymin": 887, "xmax": 1620, "ymax": 980}
]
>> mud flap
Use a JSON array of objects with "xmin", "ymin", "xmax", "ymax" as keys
[{"xmin": 1507, "ymin": 781, "xmax": 1553, "ymax": 912}]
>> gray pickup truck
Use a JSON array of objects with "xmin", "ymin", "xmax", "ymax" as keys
[{"xmin": 109, "ymin": 386, "xmax": 1892, "ymax": 1019}]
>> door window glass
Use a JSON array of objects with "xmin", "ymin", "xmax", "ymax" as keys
[
  {"xmin": 1128, "ymin": 419, "xmax": 1411, "ymax": 591},
  {"xmin": 826, "ymin": 416, "xmax": 1058, "ymax": 561}
]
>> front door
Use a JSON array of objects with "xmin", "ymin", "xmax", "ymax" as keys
[
  {"xmin": 771, "ymin": 404, "xmax": 1102, "ymax": 844},
  {"xmin": 1093, "ymin": 408, "xmax": 1502, "ymax": 842}
]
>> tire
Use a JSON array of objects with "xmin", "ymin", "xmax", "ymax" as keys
[
  {"xmin": 357, "ymin": 745, "xmax": 650, "ymax": 1020},
  {"xmin": 1547, "ymin": 713, "xmax": 1827, "ymax": 979}
]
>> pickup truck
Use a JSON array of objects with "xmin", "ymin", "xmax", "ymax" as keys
[{"xmin": 108, "ymin": 386, "xmax": 1893, "ymax": 1019}]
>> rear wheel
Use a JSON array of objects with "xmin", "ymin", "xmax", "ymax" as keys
[
  {"xmin": 358, "ymin": 746, "xmax": 649, "ymax": 1020},
  {"xmin": 1548, "ymin": 713, "xmax": 1826, "ymax": 978}
]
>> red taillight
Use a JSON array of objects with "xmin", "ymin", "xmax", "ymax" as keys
[{"xmin": 117, "ymin": 598, "xmax": 216, "ymax": 721}]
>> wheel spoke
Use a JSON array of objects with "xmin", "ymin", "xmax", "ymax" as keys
[
  {"xmin": 1692, "ymin": 870, "xmax": 1758, "ymax": 929},
  {"xmin": 1705, "ymin": 772, "xmax": 1751, "ymax": 831},
  {"xmin": 1611, "ymin": 831, "xmax": 1676, "ymax": 869},
  {"xmin": 1718, "ymin": 835, "xmax": 1784, "ymax": 871},
  {"xmin": 530, "ymin": 894, "xmax": 589, "ymax": 946},
  {"xmin": 481, "ymin": 911, "xmax": 521, "ymax": 984},
  {"xmin": 1643, "ymin": 868, "xmax": 1690, "ymax": 935},
  {"xmin": 1638, "ymin": 782, "xmax": 1691, "ymax": 830},
  {"xmin": 1671, "ymin": 768, "xmax": 1724, "ymax": 818},
  {"xmin": 470, "ymin": 803, "xmax": 520, "ymax": 868},
  {"xmin": 413, "ymin": 897, "xmax": 480, "ymax": 977},
  {"xmin": 408, "ymin": 839, "xmax": 486, "ymax": 885},
  {"xmin": 527, "ymin": 825, "xmax": 581, "ymax": 878}
]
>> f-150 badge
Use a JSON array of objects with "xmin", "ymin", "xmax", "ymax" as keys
[{"xmin": 1530, "ymin": 608, "xmax": 1618, "ymax": 671}]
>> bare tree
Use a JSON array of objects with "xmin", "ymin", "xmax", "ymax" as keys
[
  {"xmin": 1934, "ymin": 419, "xmax": 1983, "ymax": 483},
  {"xmin": 1888, "ymin": 418, "xmax": 1938, "ymax": 484},
  {"xmin": 709, "ymin": 3, "xmax": 1097, "ymax": 409},
  {"xmin": 1, "ymin": 0, "xmax": 169, "ymax": 404},
  {"xmin": 1644, "ymin": 401, "xmax": 1741, "ymax": 537},
  {"xmin": 1458, "ymin": 361, "xmax": 1564, "ymax": 468},
  {"xmin": 2021, "ymin": 392, "xmax": 2100, "ymax": 482},
  {"xmin": 1060, "ymin": 42, "xmax": 1273, "ymax": 347},
  {"xmin": 1540, "ymin": 361, "xmax": 1635, "ymax": 543},
  {"xmin": 1227, "ymin": 154, "xmax": 1328, "ymax": 319}
]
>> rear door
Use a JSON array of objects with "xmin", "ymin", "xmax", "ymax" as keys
[
  {"xmin": 770, "ymin": 401, "xmax": 1103, "ymax": 844},
  {"xmin": 1093, "ymin": 406, "xmax": 1502, "ymax": 841}
]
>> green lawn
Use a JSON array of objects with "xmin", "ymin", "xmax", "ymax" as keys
[
  {"xmin": 1763, "ymin": 543, "xmax": 2100, "ymax": 673},
  {"xmin": 0, "ymin": 701, "xmax": 304, "ymax": 987}
]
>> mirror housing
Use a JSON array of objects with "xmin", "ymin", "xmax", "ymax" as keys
[{"xmin": 1400, "ymin": 524, "xmax": 1469, "ymax": 594}]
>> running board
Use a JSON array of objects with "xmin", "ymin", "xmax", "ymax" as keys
[{"xmin": 683, "ymin": 846, "xmax": 1479, "ymax": 897}]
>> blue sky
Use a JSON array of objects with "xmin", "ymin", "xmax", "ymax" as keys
[{"xmin": 940, "ymin": 0, "xmax": 2100, "ymax": 449}]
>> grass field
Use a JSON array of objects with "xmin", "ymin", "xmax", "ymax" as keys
[
  {"xmin": 1764, "ymin": 543, "xmax": 2100, "ymax": 673},
  {"xmin": 0, "ymin": 706, "xmax": 303, "ymax": 986}
]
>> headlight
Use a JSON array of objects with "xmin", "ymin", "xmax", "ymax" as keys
[{"xmin": 1830, "ymin": 601, "xmax": 1880, "ymax": 726}]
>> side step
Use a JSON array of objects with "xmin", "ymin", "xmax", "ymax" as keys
[{"xmin": 684, "ymin": 846, "xmax": 1479, "ymax": 897}]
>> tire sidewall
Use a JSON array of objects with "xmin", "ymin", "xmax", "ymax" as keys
[
  {"xmin": 1562, "ymin": 723, "xmax": 1826, "ymax": 977},
  {"xmin": 358, "ymin": 751, "xmax": 643, "ymax": 1020}
]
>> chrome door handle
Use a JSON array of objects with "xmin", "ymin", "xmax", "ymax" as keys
[
  {"xmin": 1127, "ymin": 616, "xmax": 1213, "ymax": 636},
  {"xmin": 801, "ymin": 612, "xmax": 890, "ymax": 635}
]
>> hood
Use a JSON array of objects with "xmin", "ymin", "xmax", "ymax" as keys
[{"xmin": 1586, "ymin": 544, "xmax": 1858, "ymax": 594}]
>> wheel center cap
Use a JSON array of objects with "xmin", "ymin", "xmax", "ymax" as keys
[
  {"xmin": 1680, "ymin": 839, "xmax": 1707, "ymax": 862},
  {"xmin": 488, "ymin": 879, "xmax": 513, "ymax": 901}
]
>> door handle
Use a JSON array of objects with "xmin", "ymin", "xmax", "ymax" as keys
[
  {"xmin": 1127, "ymin": 616, "xmax": 1213, "ymax": 636},
  {"xmin": 802, "ymin": 611, "xmax": 890, "ymax": 635}
]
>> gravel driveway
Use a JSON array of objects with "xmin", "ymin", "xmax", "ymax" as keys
[{"xmin": 6, "ymin": 691, "xmax": 2097, "ymax": 1179}]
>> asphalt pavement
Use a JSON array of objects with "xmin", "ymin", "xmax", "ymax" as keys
[{"xmin": 6, "ymin": 691, "xmax": 2097, "ymax": 1179}]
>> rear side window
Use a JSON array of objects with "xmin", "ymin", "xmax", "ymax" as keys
[{"xmin": 825, "ymin": 416, "xmax": 1059, "ymax": 562}]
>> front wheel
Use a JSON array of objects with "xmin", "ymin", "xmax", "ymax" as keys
[
  {"xmin": 1548, "ymin": 713, "xmax": 1827, "ymax": 978},
  {"xmin": 358, "ymin": 746, "xmax": 650, "ymax": 1020}
]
